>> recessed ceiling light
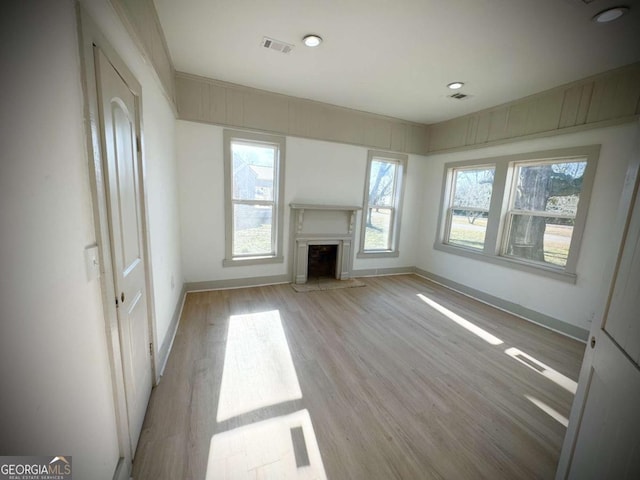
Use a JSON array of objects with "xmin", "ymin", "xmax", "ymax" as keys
[
  {"xmin": 447, "ymin": 82, "xmax": 464, "ymax": 90},
  {"xmin": 303, "ymin": 34, "xmax": 322, "ymax": 47},
  {"xmin": 592, "ymin": 6, "xmax": 629, "ymax": 23}
]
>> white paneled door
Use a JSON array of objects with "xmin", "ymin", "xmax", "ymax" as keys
[
  {"xmin": 95, "ymin": 48, "xmax": 152, "ymax": 457},
  {"xmin": 557, "ymin": 123, "xmax": 640, "ymax": 479}
]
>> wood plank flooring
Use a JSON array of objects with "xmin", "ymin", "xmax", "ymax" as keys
[{"xmin": 132, "ymin": 274, "xmax": 585, "ymax": 479}]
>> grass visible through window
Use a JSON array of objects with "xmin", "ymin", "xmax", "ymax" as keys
[
  {"xmin": 234, "ymin": 224, "xmax": 272, "ymax": 256},
  {"xmin": 448, "ymin": 215, "xmax": 572, "ymax": 266},
  {"xmin": 448, "ymin": 215, "xmax": 488, "ymax": 250},
  {"xmin": 364, "ymin": 209, "xmax": 391, "ymax": 250}
]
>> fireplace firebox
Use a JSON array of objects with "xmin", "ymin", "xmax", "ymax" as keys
[
  {"xmin": 290, "ymin": 204, "xmax": 362, "ymax": 284},
  {"xmin": 307, "ymin": 244, "xmax": 338, "ymax": 279}
]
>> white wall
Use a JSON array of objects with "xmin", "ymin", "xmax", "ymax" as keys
[
  {"xmin": 0, "ymin": 1, "xmax": 119, "ymax": 477},
  {"xmin": 417, "ymin": 122, "xmax": 638, "ymax": 332},
  {"xmin": 143, "ymin": 83, "xmax": 182, "ymax": 347},
  {"xmin": 177, "ymin": 120, "xmax": 425, "ymax": 283},
  {"xmin": 4, "ymin": 2, "xmax": 632, "ymax": 478},
  {"xmin": 0, "ymin": 1, "xmax": 183, "ymax": 478},
  {"xmin": 80, "ymin": 0, "xmax": 183, "ymax": 371}
]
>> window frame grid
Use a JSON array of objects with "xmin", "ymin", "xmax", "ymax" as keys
[
  {"xmin": 434, "ymin": 146, "xmax": 600, "ymax": 283},
  {"xmin": 230, "ymin": 202, "xmax": 277, "ymax": 258},
  {"xmin": 358, "ymin": 150, "xmax": 408, "ymax": 258},
  {"xmin": 223, "ymin": 129, "xmax": 285, "ymax": 267},
  {"xmin": 500, "ymin": 157, "xmax": 587, "ymax": 269},
  {"xmin": 367, "ymin": 159, "xmax": 398, "ymax": 251},
  {"xmin": 366, "ymin": 206, "xmax": 396, "ymax": 252},
  {"xmin": 444, "ymin": 165, "xmax": 496, "ymax": 252},
  {"xmin": 445, "ymin": 206, "xmax": 492, "ymax": 250}
]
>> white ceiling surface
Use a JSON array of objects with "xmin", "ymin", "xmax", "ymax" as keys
[{"xmin": 154, "ymin": 0, "xmax": 640, "ymax": 124}]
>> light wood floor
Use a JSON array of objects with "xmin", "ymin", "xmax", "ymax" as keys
[{"xmin": 132, "ymin": 274, "xmax": 585, "ymax": 479}]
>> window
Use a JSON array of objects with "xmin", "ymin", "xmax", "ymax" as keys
[
  {"xmin": 503, "ymin": 160, "xmax": 586, "ymax": 268},
  {"xmin": 445, "ymin": 166, "xmax": 495, "ymax": 251},
  {"xmin": 223, "ymin": 130, "xmax": 285, "ymax": 266},
  {"xmin": 436, "ymin": 146, "xmax": 599, "ymax": 282},
  {"xmin": 359, "ymin": 151, "xmax": 407, "ymax": 257}
]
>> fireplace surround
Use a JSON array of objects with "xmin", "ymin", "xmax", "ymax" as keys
[{"xmin": 290, "ymin": 203, "xmax": 362, "ymax": 284}]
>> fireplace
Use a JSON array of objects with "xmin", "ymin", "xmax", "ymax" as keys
[
  {"xmin": 307, "ymin": 244, "xmax": 338, "ymax": 279},
  {"xmin": 290, "ymin": 204, "xmax": 362, "ymax": 284}
]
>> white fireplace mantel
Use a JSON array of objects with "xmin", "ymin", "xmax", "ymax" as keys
[{"xmin": 290, "ymin": 203, "xmax": 362, "ymax": 284}]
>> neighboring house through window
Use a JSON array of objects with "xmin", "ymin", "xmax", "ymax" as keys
[
  {"xmin": 359, "ymin": 150, "xmax": 407, "ymax": 257},
  {"xmin": 223, "ymin": 129, "xmax": 285, "ymax": 266},
  {"xmin": 436, "ymin": 145, "xmax": 599, "ymax": 282}
]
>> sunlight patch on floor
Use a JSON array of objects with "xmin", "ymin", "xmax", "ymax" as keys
[
  {"xmin": 206, "ymin": 409, "xmax": 327, "ymax": 479},
  {"xmin": 417, "ymin": 293, "xmax": 504, "ymax": 345},
  {"xmin": 506, "ymin": 347, "xmax": 578, "ymax": 394},
  {"xmin": 525, "ymin": 395, "xmax": 569, "ymax": 427},
  {"xmin": 417, "ymin": 293, "xmax": 578, "ymax": 395},
  {"xmin": 216, "ymin": 310, "xmax": 302, "ymax": 422}
]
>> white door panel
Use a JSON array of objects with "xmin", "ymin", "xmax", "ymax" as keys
[
  {"xmin": 567, "ymin": 333, "xmax": 640, "ymax": 479},
  {"xmin": 558, "ymin": 121, "xmax": 640, "ymax": 479},
  {"xmin": 113, "ymin": 104, "xmax": 142, "ymax": 272},
  {"xmin": 604, "ymin": 200, "xmax": 640, "ymax": 363},
  {"xmin": 95, "ymin": 47, "xmax": 152, "ymax": 458}
]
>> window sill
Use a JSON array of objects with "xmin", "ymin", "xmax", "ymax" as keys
[
  {"xmin": 433, "ymin": 242, "xmax": 577, "ymax": 284},
  {"xmin": 357, "ymin": 250, "xmax": 400, "ymax": 259},
  {"xmin": 223, "ymin": 256, "xmax": 284, "ymax": 267}
]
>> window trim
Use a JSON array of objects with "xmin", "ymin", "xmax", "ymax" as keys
[
  {"xmin": 223, "ymin": 129, "xmax": 285, "ymax": 267},
  {"xmin": 434, "ymin": 145, "xmax": 600, "ymax": 283},
  {"xmin": 444, "ymin": 164, "xmax": 496, "ymax": 252},
  {"xmin": 358, "ymin": 150, "xmax": 408, "ymax": 258}
]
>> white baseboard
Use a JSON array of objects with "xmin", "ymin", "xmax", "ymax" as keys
[{"xmin": 157, "ymin": 283, "xmax": 187, "ymax": 379}]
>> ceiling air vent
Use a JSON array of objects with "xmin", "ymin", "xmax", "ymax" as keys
[
  {"xmin": 261, "ymin": 37, "xmax": 294, "ymax": 54},
  {"xmin": 449, "ymin": 92, "xmax": 470, "ymax": 100}
]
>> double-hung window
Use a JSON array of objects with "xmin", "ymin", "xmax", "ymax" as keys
[
  {"xmin": 436, "ymin": 146, "xmax": 599, "ymax": 282},
  {"xmin": 223, "ymin": 130, "xmax": 285, "ymax": 266},
  {"xmin": 359, "ymin": 151, "xmax": 407, "ymax": 257},
  {"xmin": 445, "ymin": 166, "xmax": 495, "ymax": 251},
  {"xmin": 503, "ymin": 159, "xmax": 587, "ymax": 268}
]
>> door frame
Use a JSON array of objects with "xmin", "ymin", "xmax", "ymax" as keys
[
  {"xmin": 556, "ymin": 120, "xmax": 640, "ymax": 478},
  {"xmin": 76, "ymin": 6, "xmax": 158, "ymax": 479}
]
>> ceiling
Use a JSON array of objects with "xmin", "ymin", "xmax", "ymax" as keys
[{"xmin": 154, "ymin": 0, "xmax": 640, "ymax": 124}]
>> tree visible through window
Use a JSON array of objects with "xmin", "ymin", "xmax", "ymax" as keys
[
  {"xmin": 446, "ymin": 167, "xmax": 495, "ymax": 250},
  {"xmin": 436, "ymin": 145, "xmax": 598, "ymax": 280},
  {"xmin": 365, "ymin": 159, "xmax": 397, "ymax": 250},
  {"xmin": 360, "ymin": 151, "xmax": 407, "ymax": 256},
  {"xmin": 504, "ymin": 160, "xmax": 586, "ymax": 267}
]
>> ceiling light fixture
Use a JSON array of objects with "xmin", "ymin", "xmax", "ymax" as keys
[
  {"xmin": 303, "ymin": 34, "xmax": 322, "ymax": 47},
  {"xmin": 447, "ymin": 82, "xmax": 464, "ymax": 90},
  {"xmin": 592, "ymin": 6, "xmax": 629, "ymax": 23}
]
